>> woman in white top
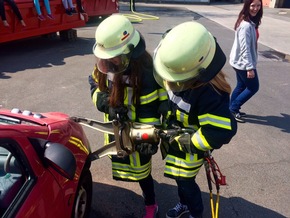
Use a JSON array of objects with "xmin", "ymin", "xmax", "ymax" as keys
[{"xmin": 229, "ymin": 0, "xmax": 263, "ymax": 123}]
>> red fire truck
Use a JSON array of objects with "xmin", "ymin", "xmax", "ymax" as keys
[{"xmin": 0, "ymin": 0, "xmax": 118, "ymax": 43}]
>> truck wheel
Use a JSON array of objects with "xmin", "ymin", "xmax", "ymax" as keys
[
  {"xmin": 72, "ymin": 169, "xmax": 92, "ymax": 218},
  {"xmin": 59, "ymin": 29, "xmax": 77, "ymax": 41}
]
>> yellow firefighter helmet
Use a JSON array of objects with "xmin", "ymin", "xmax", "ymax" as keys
[
  {"xmin": 153, "ymin": 21, "xmax": 226, "ymax": 91},
  {"xmin": 92, "ymin": 14, "xmax": 143, "ymax": 74}
]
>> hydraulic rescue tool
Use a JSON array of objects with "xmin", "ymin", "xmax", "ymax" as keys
[
  {"xmin": 70, "ymin": 116, "xmax": 193, "ymax": 160},
  {"xmin": 71, "ymin": 115, "xmax": 227, "ymax": 218}
]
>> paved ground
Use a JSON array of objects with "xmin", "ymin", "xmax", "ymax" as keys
[
  {"xmin": 138, "ymin": 2, "xmax": 290, "ymax": 60},
  {"xmin": 1, "ymin": 2, "xmax": 290, "ymax": 218}
]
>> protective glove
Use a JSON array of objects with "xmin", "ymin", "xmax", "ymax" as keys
[
  {"xmin": 136, "ymin": 143, "xmax": 158, "ymax": 156},
  {"xmin": 109, "ymin": 106, "xmax": 129, "ymax": 121},
  {"xmin": 169, "ymin": 133, "xmax": 197, "ymax": 154},
  {"xmin": 96, "ymin": 92, "xmax": 109, "ymax": 114},
  {"xmin": 88, "ymin": 75, "xmax": 97, "ymax": 88},
  {"xmin": 162, "ymin": 115, "xmax": 182, "ymax": 131},
  {"xmin": 88, "ymin": 75, "xmax": 98, "ymax": 97},
  {"xmin": 157, "ymin": 130, "xmax": 170, "ymax": 159},
  {"xmin": 157, "ymin": 128, "xmax": 180, "ymax": 159},
  {"xmin": 158, "ymin": 101, "xmax": 169, "ymax": 117}
]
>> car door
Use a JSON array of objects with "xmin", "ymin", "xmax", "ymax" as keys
[{"xmin": 0, "ymin": 137, "xmax": 67, "ymax": 218}]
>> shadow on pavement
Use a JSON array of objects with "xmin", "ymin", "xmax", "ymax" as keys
[
  {"xmin": 0, "ymin": 35, "xmax": 94, "ymax": 78},
  {"xmin": 243, "ymin": 113, "xmax": 290, "ymax": 133},
  {"xmin": 91, "ymin": 180, "xmax": 286, "ymax": 218},
  {"xmin": 0, "ymin": 4, "xmax": 197, "ymax": 79}
]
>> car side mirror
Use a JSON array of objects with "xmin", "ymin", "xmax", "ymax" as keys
[{"xmin": 44, "ymin": 142, "xmax": 76, "ymax": 180}]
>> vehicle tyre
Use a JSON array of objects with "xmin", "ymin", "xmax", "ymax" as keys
[
  {"xmin": 72, "ymin": 169, "xmax": 92, "ymax": 218},
  {"xmin": 59, "ymin": 29, "xmax": 77, "ymax": 41}
]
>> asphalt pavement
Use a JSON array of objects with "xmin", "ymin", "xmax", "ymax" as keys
[
  {"xmin": 139, "ymin": 2, "xmax": 290, "ymax": 61},
  {"xmin": 1, "ymin": 2, "xmax": 290, "ymax": 218}
]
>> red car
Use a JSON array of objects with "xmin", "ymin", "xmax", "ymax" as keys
[{"xmin": 0, "ymin": 108, "xmax": 92, "ymax": 218}]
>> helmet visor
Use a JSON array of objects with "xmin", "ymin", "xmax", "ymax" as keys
[{"xmin": 96, "ymin": 54, "xmax": 130, "ymax": 74}]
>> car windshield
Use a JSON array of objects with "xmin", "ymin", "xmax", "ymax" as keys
[
  {"xmin": 0, "ymin": 115, "xmax": 39, "ymax": 126},
  {"xmin": 0, "ymin": 115, "xmax": 20, "ymax": 125}
]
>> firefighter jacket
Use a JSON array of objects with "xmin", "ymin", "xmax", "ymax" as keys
[
  {"xmin": 89, "ymin": 66, "xmax": 168, "ymax": 182},
  {"xmin": 164, "ymin": 84, "xmax": 237, "ymax": 180}
]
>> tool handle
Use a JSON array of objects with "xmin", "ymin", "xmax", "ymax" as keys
[{"xmin": 156, "ymin": 128, "xmax": 195, "ymax": 141}]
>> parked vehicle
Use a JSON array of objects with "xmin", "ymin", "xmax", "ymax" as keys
[
  {"xmin": 0, "ymin": 0, "xmax": 119, "ymax": 43},
  {"xmin": 0, "ymin": 108, "xmax": 92, "ymax": 218},
  {"xmin": 84, "ymin": 0, "xmax": 119, "ymax": 19}
]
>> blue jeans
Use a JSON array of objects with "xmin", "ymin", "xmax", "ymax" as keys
[
  {"xmin": 34, "ymin": 0, "xmax": 51, "ymax": 15},
  {"xmin": 230, "ymin": 68, "xmax": 259, "ymax": 113}
]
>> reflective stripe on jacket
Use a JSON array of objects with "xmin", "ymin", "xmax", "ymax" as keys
[
  {"xmin": 112, "ymin": 152, "xmax": 152, "ymax": 181},
  {"xmin": 165, "ymin": 86, "xmax": 237, "ymax": 180},
  {"xmin": 164, "ymin": 153, "xmax": 204, "ymax": 179},
  {"xmin": 91, "ymin": 69, "xmax": 168, "ymax": 181}
]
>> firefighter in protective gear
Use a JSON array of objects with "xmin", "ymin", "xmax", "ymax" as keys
[
  {"xmin": 153, "ymin": 21, "xmax": 237, "ymax": 218},
  {"xmin": 88, "ymin": 14, "xmax": 168, "ymax": 218}
]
